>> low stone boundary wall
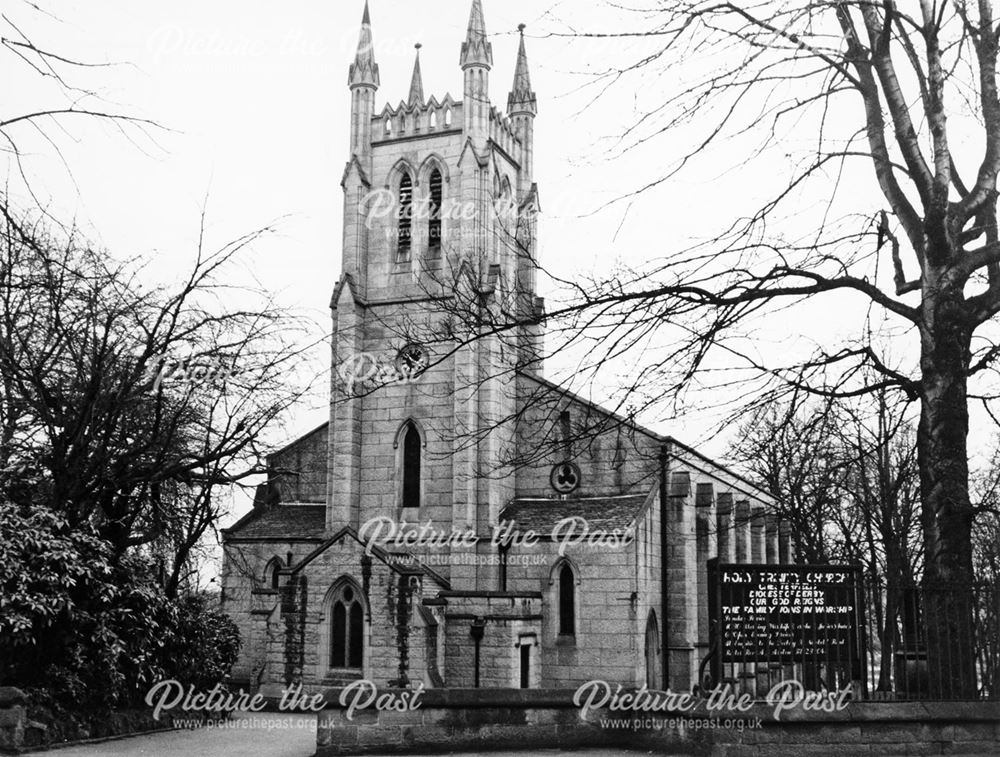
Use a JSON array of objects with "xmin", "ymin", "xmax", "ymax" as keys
[
  {"xmin": 690, "ymin": 701, "xmax": 1000, "ymax": 756},
  {"xmin": 314, "ymin": 688, "xmax": 1000, "ymax": 756},
  {"xmin": 315, "ymin": 689, "xmax": 653, "ymax": 754},
  {"xmin": 0, "ymin": 686, "xmax": 218, "ymax": 754},
  {"xmin": 0, "ymin": 689, "xmax": 26, "ymax": 754}
]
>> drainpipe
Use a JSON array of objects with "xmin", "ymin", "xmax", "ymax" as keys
[
  {"xmin": 498, "ymin": 542, "xmax": 508, "ymax": 592},
  {"xmin": 470, "ymin": 617, "xmax": 486, "ymax": 688},
  {"xmin": 659, "ymin": 443, "xmax": 671, "ymax": 689}
]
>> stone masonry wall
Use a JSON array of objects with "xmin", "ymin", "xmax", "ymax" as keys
[
  {"xmin": 269, "ymin": 424, "xmax": 328, "ymax": 503},
  {"xmin": 438, "ymin": 594, "xmax": 542, "ymax": 689},
  {"xmin": 313, "ymin": 694, "xmax": 1000, "ymax": 757},
  {"xmin": 502, "ymin": 531, "xmax": 648, "ymax": 688},
  {"xmin": 221, "ymin": 539, "xmax": 325, "ymax": 686},
  {"xmin": 514, "ymin": 374, "xmax": 662, "ymax": 499},
  {"xmin": 274, "ymin": 535, "xmax": 435, "ymax": 694}
]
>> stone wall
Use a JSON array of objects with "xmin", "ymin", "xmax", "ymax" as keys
[
  {"xmin": 0, "ymin": 687, "xmax": 220, "ymax": 753},
  {"xmin": 0, "ymin": 687, "xmax": 26, "ymax": 752},
  {"xmin": 222, "ymin": 538, "xmax": 325, "ymax": 686},
  {"xmin": 270, "ymin": 424, "xmax": 328, "ymax": 503},
  {"xmin": 329, "ymin": 299, "xmax": 461, "ymax": 543},
  {"xmin": 273, "ymin": 534, "xmax": 437, "ymax": 693},
  {"xmin": 513, "ymin": 373, "xmax": 663, "ymax": 499},
  {"xmin": 313, "ymin": 691, "xmax": 1000, "ymax": 756},
  {"xmin": 314, "ymin": 689, "xmax": 642, "ymax": 755},
  {"xmin": 436, "ymin": 593, "xmax": 542, "ymax": 689},
  {"xmin": 502, "ymin": 520, "xmax": 650, "ymax": 689}
]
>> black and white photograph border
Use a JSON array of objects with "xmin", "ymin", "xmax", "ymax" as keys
[{"xmin": 2, "ymin": 1, "xmax": 999, "ymax": 756}]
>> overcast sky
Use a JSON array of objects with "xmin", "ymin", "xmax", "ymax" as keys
[
  {"xmin": 7, "ymin": 1, "xmax": 740, "ymax": 432},
  {"xmin": 7, "ymin": 0, "xmax": 1000, "ymax": 517}
]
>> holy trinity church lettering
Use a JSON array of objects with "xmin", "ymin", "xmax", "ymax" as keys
[{"xmin": 221, "ymin": 0, "xmax": 792, "ymax": 694}]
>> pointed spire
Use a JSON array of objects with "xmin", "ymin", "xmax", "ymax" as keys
[
  {"xmin": 408, "ymin": 43, "xmax": 424, "ymax": 106},
  {"xmin": 348, "ymin": 1, "xmax": 380, "ymax": 89},
  {"xmin": 460, "ymin": 0, "xmax": 493, "ymax": 69},
  {"xmin": 508, "ymin": 24, "xmax": 537, "ymax": 115},
  {"xmin": 467, "ymin": 0, "xmax": 486, "ymax": 37}
]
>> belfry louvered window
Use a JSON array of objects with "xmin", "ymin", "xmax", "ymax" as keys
[
  {"xmin": 428, "ymin": 168, "xmax": 443, "ymax": 249},
  {"xmin": 398, "ymin": 173, "xmax": 413, "ymax": 259}
]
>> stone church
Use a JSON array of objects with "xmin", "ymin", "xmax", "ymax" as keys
[{"xmin": 221, "ymin": 0, "xmax": 795, "ymax": 695}]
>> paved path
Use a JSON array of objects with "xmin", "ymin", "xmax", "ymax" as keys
[
  {"xmin": 40, "ymin": 715, "xmax": 666, "ymax": 757},
  {"xmin": 364, "ymin": 752, "xmax": 662, "ymax": 756},
  {"xmin": 40, "ymin": 717, "xmax": 664, "ymax": 757},
  {"xmin": 46, "ymin": 726, "xmax": 990, "ymax": 757},
  {"xmin": 40, "ymin": 718, "xmax": 667, "ymax": 757},
  {"xmin": 41, "ymin": 712, "xmax": 318, "ymax": 756}
]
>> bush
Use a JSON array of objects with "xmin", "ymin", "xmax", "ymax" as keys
[
  {"xmin": 0, "ymin": 500, "xmax": 116, "ymax": 693},
  {"xmin": 158, "ymin": 594, "xmax": 241, "ymax": 691},
  {"xmin": 0, "ymin": 501, "xmax": 240, "ymax": 711}
]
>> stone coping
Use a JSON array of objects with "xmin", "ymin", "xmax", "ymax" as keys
[
  {"xmin": 434, "ymin": 590, "xmax": 543, "ymax": 599},
  {"xmin": 302, "ymin": 687, "xmax": 1000, "ymax": 721},
  {"xmin": 313, "ymin": 688, "xmax": 581, "ymax": 709},
  {"xmin": 745, "ymin": 699, "xmax": 1000, "ymax": 723}
]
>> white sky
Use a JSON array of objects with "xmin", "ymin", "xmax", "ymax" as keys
[
  {"xmin": 6, "ymin": 3, "xmax": 728, "ymax": 421},
  {"xmin": 8, "ymin": 0, "xmax": 666, "ymax": 419},
  {"xmin": 7, "ymin": 0, "xmax": 1000, "ymax": 535}
]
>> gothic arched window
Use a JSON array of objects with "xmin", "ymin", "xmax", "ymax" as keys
[
  {"xmin": 402, "ymin": 421, "xmax": 421, "ymax": 508},
  {"xmin": 444, "ymin": 108, "xmax": 452, "ymax": 127},
  {"xmin": 429, "ymin": 109, "xmax": 438, "ymax": 129},
  {"xmin": 330, "ymin": 583, "xmax": 364, "ymax": 669},
  {"xmin": 644, "ymin": 610, "xmax": 660, "ymax": 688},
  {"xmin": 265, "ymin": 557, "xmax": 282, "ymax": 590},
  {"xmin": 398, "ymin": 173, "xmax": 413, "ymax": 259},
  {"xmin": 559, "ymin": 563, "xmax": 575, "ymax": 635},
  {"xmin": 428, "ymin": 168, "xmax": 442, "ymax": 250}
]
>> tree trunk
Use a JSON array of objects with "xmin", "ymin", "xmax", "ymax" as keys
[
  {"xmin": 877, "ymin": 582, "xmax": 898, "ymax": 692},
  {"xmin": 917, "ymin": 279, "xmax": 978, "ymax": 698}
]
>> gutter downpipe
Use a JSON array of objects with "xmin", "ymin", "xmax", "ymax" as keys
[{"xmin": 659, "ymin": 442, "xmax": 671, "ymax": 689}]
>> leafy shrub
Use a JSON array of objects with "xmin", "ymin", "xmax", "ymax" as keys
[
  {"xmin": 158, "ymin": 594, "xmax": 241, "ymax": 690},
  {"xmin": 0, "ymin": 500, "xmax": 119, "ymax": 702},
  {"xmin": 0, "ymin": 501, "xmax": 240, "ymax": 710}
]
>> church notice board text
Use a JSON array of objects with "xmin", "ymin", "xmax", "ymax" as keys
[{"xmin": 707, "ymin": 560, "xmax": 866, "ymax": 667}]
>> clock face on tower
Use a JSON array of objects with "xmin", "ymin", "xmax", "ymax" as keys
[{"xmin": 395, "ymin": 343, "xmax": 428, "ymax": 379}]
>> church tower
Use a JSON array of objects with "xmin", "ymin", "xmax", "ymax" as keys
[
  {"xmin": 223, "ymin": 0, "xmax": 786, "ymax": 698},
  {"xmin": 327, "ymin": 0, "xmax": 540, "ymax": 587}
]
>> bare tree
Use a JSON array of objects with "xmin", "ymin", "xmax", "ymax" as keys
[
  {"xmin": 833, "ymin": 389, "xmax": 923, "ymax": 692},
  {"xmin": 2, "ymin": 3, "xmax": 162, "ymax": 226},
  {"xmin": 729, "ymin": 392, "xmax": 845, "ymax": 563},
  {"xmin": 0, "ymin": 211, "xmax": 318, "ymax": 592},
  {"xmin": 968, "ymin": 451, "xmax": 1000, "ymax": 695},
  {"xmin": 465, "ymin": 0, "xmax": 1000, "ymax": 697},
  {"xmin": 834, "ymin": 390, "xmax": 922, "ymax": 576}
]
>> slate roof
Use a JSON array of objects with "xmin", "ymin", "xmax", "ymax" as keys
[
  {"xmin": 223, "ymin": 504, "xmax": 327, "ymax": 540},
  {"xmin": 498, "ymin": 491, "xmax": 653, "ymax": 533}
]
